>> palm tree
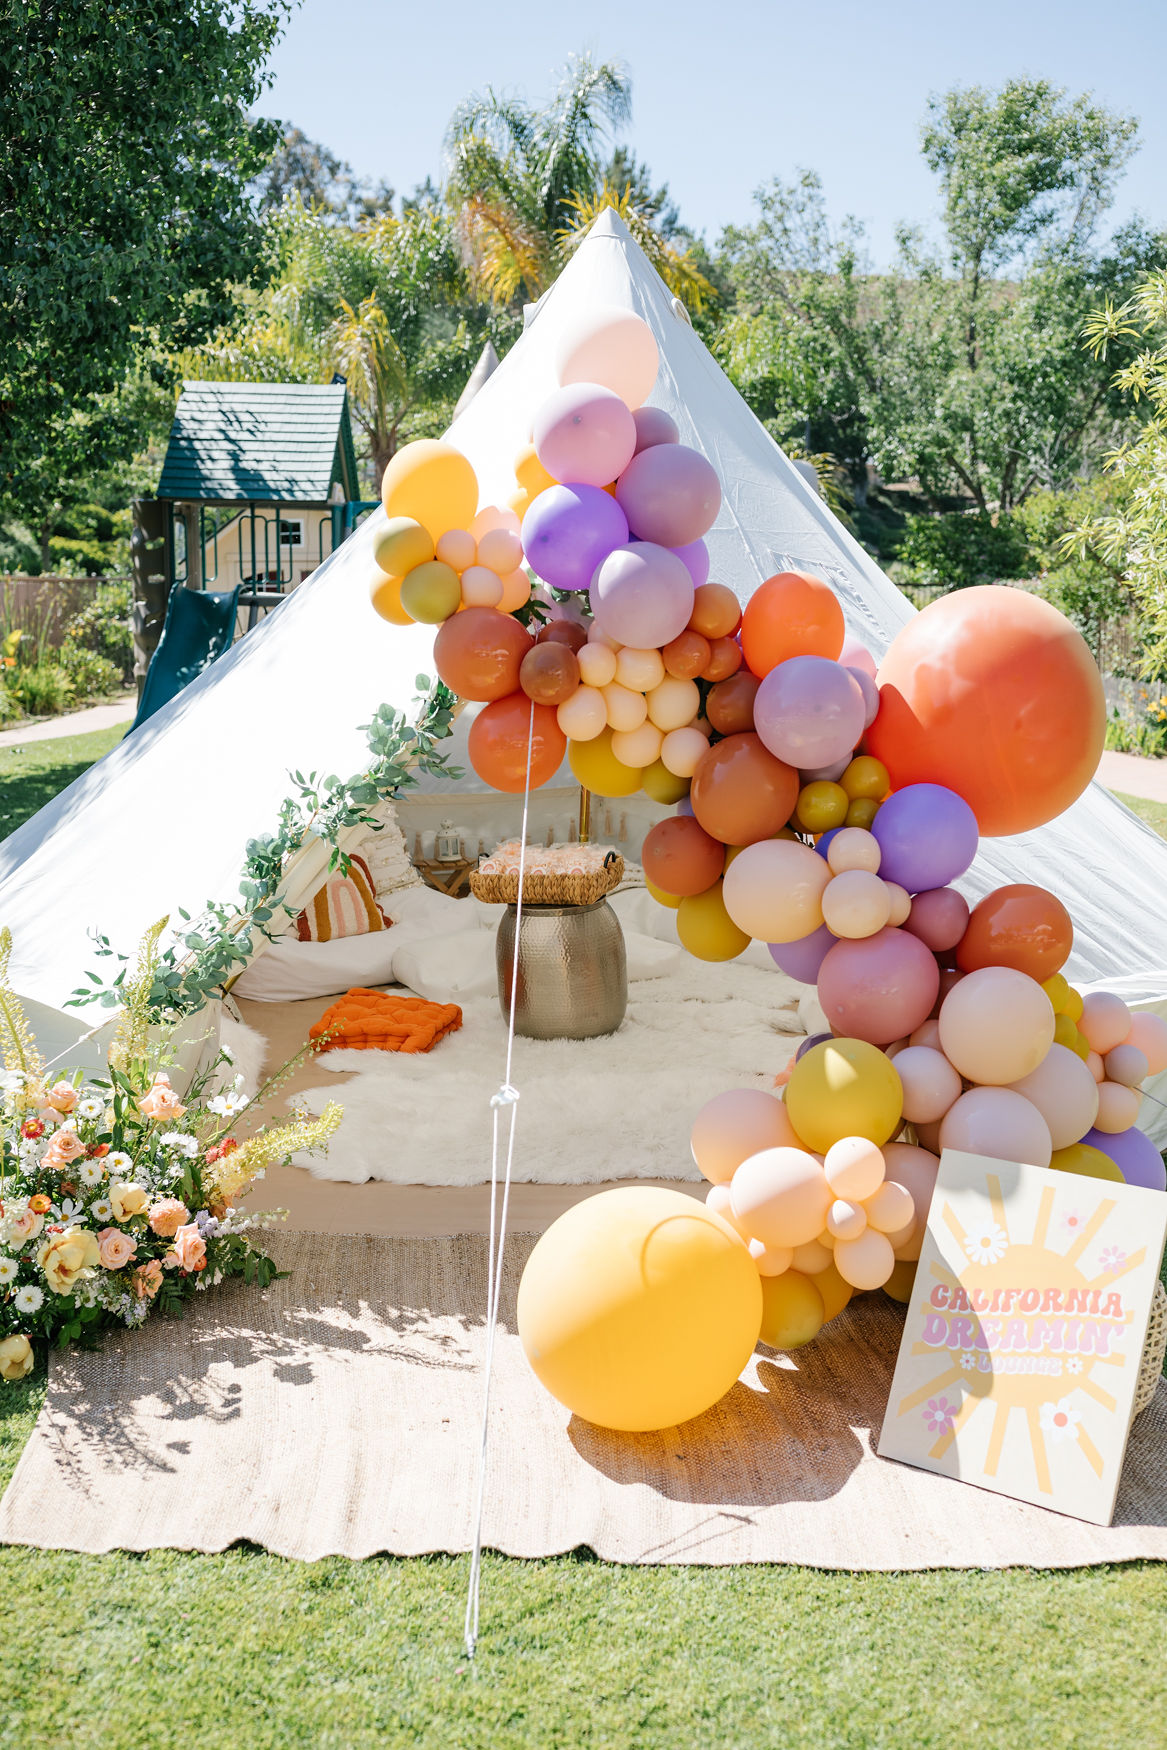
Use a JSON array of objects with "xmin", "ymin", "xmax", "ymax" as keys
[{"xmin": 445, "ymin": 54, "xmax": 706, "ymax": 307}]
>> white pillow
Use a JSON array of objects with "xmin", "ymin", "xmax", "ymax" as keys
[
  {"xmin": 352, "ymin": 798, "xmax": 423, "ymax": 902},
  {"xmin": 233, "ymin": 932, "xmax": 400, "ymax": 1002},
  {"xmin": 393, "ymin": 930, "xmax": 499, "ymax": 1004},
  {"xmin": 383, "ymin": 884, "xmax": 481, "ymax": 932}
]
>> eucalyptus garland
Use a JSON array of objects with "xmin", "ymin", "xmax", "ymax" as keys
[{"xmin": 71, "ymin": 679, "xmax": 460, "ymax": 1024}]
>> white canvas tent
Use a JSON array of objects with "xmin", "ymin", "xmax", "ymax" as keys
[{"xmin": 2, "ymin": 211, "xmax": 1167, "ymax": 1125}]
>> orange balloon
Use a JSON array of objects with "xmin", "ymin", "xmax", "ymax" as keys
[
  {"xmin": 706, "ymin": 670, "xmax": 761, "ymax": 736},
  {"xmin": 641, "ymin": 816, "xmax": 725, "ymax": 897},
  {"xmin": 956, "ymin": 884, "xmax": 1073, "ymax": 981},
  {"xmin": 867, "ymin": 586, "xmax": 1106, "ymax": 837},
  {"xmin": 537, "ymin": 620, "xmax": 588, "ymax": 654},
  {"xmin": 433, "ymin": 607, "xmax": 532, "ymax": 701},
  {"xmin": 369, "ymin": 571, "xmax": 413, "ymax": 625},
  {"xmin": 701, "ymin": 636, "xmax": 743, "ymax": 682},
  {"xmin": 740, "ymin": 572, "xmax": 845, "ymax": 677},
  {"xmin": 662, "ymin": 630, "xmax": 712, "ymax": 679},
  {"xmin": 519, "ymin": 642, "xmax": 580, "ymax": 706},
  {"xmin": 690, "ymin": 732, "xmax": 800, "ymax": 845},
  {"xmin": 467, "ymin": 694, "xmax": 566, "ymax": 793},
  {"xmin": 689, "ymin": 583, "xmax": 742, "ymax": 640}
]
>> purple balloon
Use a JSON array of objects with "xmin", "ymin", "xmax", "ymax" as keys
[
  {"xmin": 676, "ymin": 793, "xmax": 694, "ymax": 816},
  {"xmin": 847, "ymin": 666, "xmax": 880, "ymax": 728},
  {"xmin": 670, "ymin": 538, "xmax": 710, "ymax": 589},
  {"xmin": 1081, "ymin": 1125, "xmax": 1167, "ymax": 1192},
  {"xmin": 796, "ymin": 1030, "xmax": 833, "ymax": 1060},
  {"xmin": 632, "ymin": 406, "xmax": 679, "ymax": 453},
  {"xmin": 615, "ymin": 444, "xmax": 721, "ymax": 547},
  {"xmin": 590, "ymin": 542, "xmax": 694, "ymax": 647},
  {"xmin": 871, "ymin": 784, "xmax": 979, "ymax": 895},
  {"xmin": 521, "ymin": 484, "xmax": 628, "ymax": 593},
  {"xmin": 815, "ymin": 828, "xmax": 842, "ymax": 861},
  {"xmin": 754, "ymin": 657, "xmax": 866, "ymax": 770},
  {"xmin": 769, "ymin": 925, "xmax": 836, "ymax": 984}
]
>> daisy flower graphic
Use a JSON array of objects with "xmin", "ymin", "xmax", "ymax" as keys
[
  {"xmin": 964, "ymin": 1224, "xmax": 1008, "ymax": 1266},
  {"xmin": 960, "ymin": 1353, "xmax": 977, "ymax": 1371},
  {"xmin": 1039, "ymin": 1399, "xmax": 1082, "ymax": 1444},
  {"xmin": 1066, "ymin": 1357, "xmax": 1083, "ymax": 1375},
  {"xmin": 1098, "ymin": 1247, "xmax": 1128, "ymax": 1274},
  {"xmin": 922, "ymin": 1396, "xmax": 957, "ymax": 1435},
  {"xmin": 1060, "ymin": 1209, "xmax": 1086, "ymax": 1239}
]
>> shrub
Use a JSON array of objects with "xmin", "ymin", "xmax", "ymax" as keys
[
  {"xmin": 12, "ymin": 663, "xmax": 72, "ymax": 717},
  {"xmin": 894, "ymin": 511, "xmax": 1032, "ymax": 592},
  {"xmin": 60, "ymin": 580, "xmax": 133, "ymax": 681},
  {"xmin": 0, "ymin": 679, "xmax": 20, "ymax": 724},
  {"xmin": 58, "ymin": 644, "xmax": 122, "ymax": 700}
]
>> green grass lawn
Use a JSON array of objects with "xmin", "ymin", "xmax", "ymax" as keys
[
  {"xmin": 2, "ymin": 743, "xmax": 1167, "ymax": 1746},
  {"xmin": 0, "ymin": 723, "xmax": 127, "ymax": 841},
  {"xmin": 1117, "ymin": 790, "xmax": 1167, "ymax": 839}
]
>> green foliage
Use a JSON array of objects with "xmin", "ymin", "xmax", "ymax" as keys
[
  {"xmin": 61, "ymin": 579, "xmax": 134, "ymax": 681},
  {"xmin": 10, "ymin": 663, "xmax": 71, "ymax": 718},
  {"xmin": 894, "ymin": 511, "xmax": 1032, "ymax": 591},
  {"xmin": 251, "ymin": 125, "xmax": 395, "ymax": 223},
  {"xmin": 57, "ymin": 644, "xmax": 122, "ymax": 701},
  {"xmin": 1106, "ymin": 696, "xmax": 1167, "ymax": 757}
]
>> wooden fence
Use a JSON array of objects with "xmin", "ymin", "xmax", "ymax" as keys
[{"xmin": 0, "ymin": 575, "xmax": 130, "ymax": 650}]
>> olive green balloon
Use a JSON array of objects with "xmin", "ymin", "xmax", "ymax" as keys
[
  {"xmin": 374, "ymin": 516, "xmax": 434, "ymax": 578},
  {"xmin": 400, "ymin": 560, "xmax": 461, "ymax": 625}
]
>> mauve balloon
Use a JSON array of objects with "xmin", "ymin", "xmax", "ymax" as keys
[
  {"xmin": 871, "ymin": 784, "xmax": 979, "ymax": 895},
  {"xmin": 754, "ymin": 657, "xmax": 866, "ymax": 770},
  {"xmin": 632, "ymin": 405, "xmax": 679, "ymax": 452},
  {"xmin": 817, "ymin": 926, "xmax": 940, "ymax": 1045},
  {"xmin": 590, "ymin": 542, "xmax": 695, "ymax": 648},
  {"xmin": 615, "ymin": 444, "xmax": 721, "ymax": 547},
  {"xmin": 769, "ymin": 926, "xmax": 836, "ymax": 985},
  {"xmin": 1080, "ymin": 1125, "xmax": 1167, "ymax": 1191},
  {"xmin": 522, "ymin": 484, "xmax": 628, "ymax": 593}
]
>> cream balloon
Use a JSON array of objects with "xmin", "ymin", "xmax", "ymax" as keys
[
  {"xmin": 577, "ymin": 642, "xmax": 618, "ymax": 688},
  {"xmin": 460, "ymin": 564, "xmax": 504, "ymax": 608},
  {"xmin": 826, "ymin": 828, "xmax": 882, "ymax": 875},
  {"xmin": 730, "ymin": 1148, "xmax": 832, "ymax": 1250},
  {"xmin": 476, "ymin": 527, "xmax": 523, "ymax": 575},
  {"xmin": 611, "ymin": 722, "xmax": 663, "ymax": 769},
  {"xmin": 1127, "ymin": 1011, "xmax": 1167, "ymax": 1076},
  {"xmin": 833, "ymin": 1228, "xmax": 895, "ymax": 1290},
  {"xmin": 864, "ymin": 1180, "xmax": 915, "ymax": 1234},
  {"xmin": 884, "ymin": 883, "xmax": 912, "ymax": 927},
  {"xmin": 749, "ymin": 1238, "xmax": 794, "ymax": 1276},
  {"xmin": 705, "ymin": 1181, "xmax": 753, "ymax": 1241},
  {"xmin": 826, "ymin": 1199, "xmax": 867, "ymax": 1241},
  {"xmin": 938, "ymin": 967, "xmax": 1055, "ymax": 1086},
  {"xmin": 1008, "ymin": 1042, "xmax": 1100, "ymax": 1150},
  {"xmin": 602, "ymin": 683, "xmax": 648, "ymax": 732},
  {"xmin": 821, "ymin": 869, "xmax": 892, "ymax": 939},
  {"xmin": 660, "ymin": 727, "xmax": 710, "ymax": 778},
  {"xmin": 557, "ymin": 685, "xmax": 608, "ymax": 741},
  {"xmin": 690, "ymin": 1088, "xmax": 800, "ymax": 1184},
  {"xmin": 939, "ymin": 1087, "xmax": 1053, "ymax": 1168},
  {"xmin": 646, "ymin": 676, "xmax": 702, "ymax": 732},
  {"xmin": 435, "ymin": 528, "xmax": 477, "ymax": 571},
  {"xmin": 1086, "ymin": 1050, "xmax": 1105, "ymax": 1084},
  {"xmin": 823, "ymin": 1136, "xmax": 885, "ymax": 1201},
  {"xmin": 909, "ymin": 1019, "xmax": 943, "ymax": 1052},
  {"xmin": 614, "ymin": 646, "xmax": 666, "ymax": 692},
  {"xmin": 893, "ymin": 1046, "xmax": 963, "ymax": 1125},
  {"xmin": 722, "ymin": 840, "xmax": 832, "ymax": 944},
  {"xmin": 1094, "ymin": 1080, "xmax": 1141, "ymax": 1133}
]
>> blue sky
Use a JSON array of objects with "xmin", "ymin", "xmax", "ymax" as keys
[{"xmin": 262, "ymin": 0, "xmax": 1166, "ymax": 266}]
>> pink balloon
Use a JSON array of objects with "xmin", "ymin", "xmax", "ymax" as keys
[
  {"xmin": 940, "ymin": 1086, "xmax": 1053, "ymax": 1168},
  {"xmin": 1127, "ymin": 1011, "xmax": 1167, "ymax": 1076},
  {"xmin": 615, "ymin": 444, "xmax": 721, "ymax": 547},
  {"xmin": 754, "ymin": 657, "xmax": 866, "ymax": 771},
  {"xmin": 894, "ymin": 1045, "xmax": 963, "ymax": 1125},
  {"xmin": 816, "ymin": 926, "xmax": 941, "ymax": 1045},
  {"xmin": 690, "ymin": 1089, "xmax": 799, "ymax": 1184},
  {"xmin": 904, "ymin": 888, "xmax": 971, "ymax": 953},
  {"xmin": 533, "ymin": 383, "xmax": 637, "ymax": 488},
  {"xmin": 632, "ymin": 406, "xmax": 679, "ymax": 452},
  {"xmin": 1008, "ymin": 1042, "xmax": 1100, "ymax": 1151},
  {"xmin": 882, "ymin": 1143, "xmax": 940, "ymax": 1260},
  {"xmin": 840, "ymin": 635, "xmax": 877, "ymax": 679},
  {"xmin": 589, "ymin": 542, "xmax": 694, "ymax": 648}
]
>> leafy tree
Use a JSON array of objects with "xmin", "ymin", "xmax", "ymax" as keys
[
  {"xmin": 251, "ymin": 125, "xmax": 395, "ymax": 223},
  {"xmin": 1, "ymin": 0, "xmax": 289, "ymax": 508}
]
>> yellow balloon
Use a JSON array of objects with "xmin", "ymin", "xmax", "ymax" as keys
[
  {"xmin": 1050, "ymin": 1142, "xmax": 1123, "ymax": 1182},
  {"xmin": 1062, "ymin": 985, "xmax": 1084, "ymax": 1024},
  {"xmin": 841, "ymin": 756, "xmax": 890, "ymax": 801},
  {"xmin": 373, "ymin": 515, "xmax": 434, "ymax": 578},
  {"xmin": 785, "ymin": 1038, "xmax": 904, "ymax": 1154},
  {"xmin": 369, "ymin": 571, "xmax": 413, "ymax": 626},
  {"xmin": 677, "ymin": 881, "xmax": 751, "ymax": 962},
  {"xmin": 517, "ymin": 1187, "xmax": 762, "ymax": 1431},
  {"xmin": 506, "ymin": 487, "xmax": 532, "ymax": 521},
  {"xmin": 646, "ymin": 876, "xmax": 682, "ymax": 910},
  {"xmin": 1041, "ymin": 972, "xmax": 1070, "ymax": 1012},
  {"xmin": 1053, "ymin": 1011, "xmax": 1080, "ymax": 1051},
  {"xmin": 845, "ymin": 797, "xmax": 880, "ymax": 830},
  {"xmin": 569, "ymin": 728, "xmax": 643, "ymax": 797},
  {"xmin": 514, "ymin": 441, "xmax": 557, "ymax": 497},
  {"xmin": 641, "ymin": 759, "xmax": 691, "ymax": 805},
  {"xmin": 1070, "ymin": 1030, "xmax": 1091, "ymax": 1062},
  {"xmin": 758, "ymin": 1271, "xmax": 825, "ymax": 1349},
  {"xmin": 809, "ymin": 1260, "xmax": 853, "ymax": 1322},
  {"xmin": 380, "ymin": 440, "xmax": 478, "ymax": 540},
  {"xmin": 795, "ymin": 781, "xmax": 849, "ymax": 834},
  {"xmin": 883, "ymin": 1259, "xmax": 918, "ymax": 1304},
  {"xmin": 399, "ymin": 559, "xmax": 461, "ymax": 624}
]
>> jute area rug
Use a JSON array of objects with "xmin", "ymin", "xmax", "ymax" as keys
[{"xmin": 3, "ymin": 1229, "xmax": 1166, "ymax": 1567}]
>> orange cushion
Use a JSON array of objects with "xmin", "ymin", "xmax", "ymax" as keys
[
  {"xmin": 310, "ymin": 988, "xmax": 463, "ymax": 1055},
  {"xmin": 296, "ymin": 854, "xmax": 389, "ymax": 943}
]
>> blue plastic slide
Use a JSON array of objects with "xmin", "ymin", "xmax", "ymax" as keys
[{"xmin": 131, "ymin": 585, "xmax": 241, "ymax": 731}]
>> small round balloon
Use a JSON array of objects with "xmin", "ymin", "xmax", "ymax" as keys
[{"xmin": 519, "ymin": 642, "xmax": 580, "ymax": 707}]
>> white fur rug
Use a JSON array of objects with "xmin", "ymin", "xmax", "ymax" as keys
[{"xmin": 293, "ymin": 959, "xmax": 804, "ymax": 1185}]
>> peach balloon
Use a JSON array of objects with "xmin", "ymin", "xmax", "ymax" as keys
[
  {"xmin": 885, "ymin": 883, "xmax": 912, "ymax": 927},
  {"xmin": 833, "ymin": 1227, "xmax": 896, "ymax": 1290},
  {"xmin": 938, "ymin": 967, "xmax": 1055, "ymax": 1086},
  {"xmin": 1127, "ymin": 1011, "xmax": 1167, "ymax": 1076},
  {"xmin": 827, "ymin": 1199, "xmax": 867, "ymax": 1241},
  {"xmin": 705, "ymin": 1181, "xmax": 753, "ymax": 1241},
  {"xmin": 602, "ymin": 682, "xmax": 648, "ymax": 732},
  {"xmin": 730, "ymin": 1147, "xmax": 832, "ymax": 1249},
  {"xmin": 821, "ymin": 870, "xmax": 892, "ymax": 939},
  {"xmin": 1086, "ymin": 1050, "xmax": 1105, "ymax": 1083},
  {"xmin": 476, "ymin": 527, "xmax": 523, "ymax": 575},
  {"xmin": 555, "ymin": 306, "xmax": 659, "ymax": 408},
  {"xmin": 1103, "ymin": 1043, "xmax": 1149, "ymax": 1089},
  {"xmin": 578, "ymin": 642, "xmax": 618, "ymax": 688},
  {"xmin": 611, "ymin": 722, "xmax": 663, "ymax": 768},
  {"xmin": 615, "ymin": 646, "xmax": 666, "ymax": 692},
  {"xmin": 435, "ymin": 527, "xmax": 477, "ymax": 571},
  {"xmin": 647, "ymin": 675, "xmax": 701, "ymax": 732},
  {"xmin": 909, "ymin": 1019, "xmax": 943, "ymax": 1051},
  {"xmin": 1008, "ymin": 1042, "xmax": 1100, "ymax": 1150},
  {"xmin": 881, "ymin": 1144, "xmax": 940, "ymax": 1260},
  {"xmin": 749, "ymin": 1238, "xmax": 795, "ymax": 1277},
  {"xmin": 826, "ymin": 828, "xmax": 882, "ymax": 875},
  {"xmin": 791, "ymin": 1238, "xmax": 834, "ymax": 1274},
  {"xmin": 739, "ymin": 571, "xmax": 845, "ymax": 676},
  {"xmin": 1094, "ymin": 1080, "xmax": 1141, "ymax": 1133},
  {"xmin": 894, "ymin": 1046, "xmax": 963, "ymax": 1125},
  {"xmin": 460, "ymin": 564, "xmax": 505, "ymax": 608},
  {"xmin": 722, "ymin": 838, "xmax": 832, "ymax": 942},
  {"xmin": 557, "ymin": 685, "xmax": 607, "ymax": 741},
  {"xmin": 823, "ymin": 1136, "xmax": 885, "ymax": 1201},
  {"xmin": 690, "ymin": 732, "xmax": 799, "ymax": 846},
  {"xmin": 939, "ymin": 1087, "xmax": 1053, "ymax": 1168},
  {"xmin": 496, "ymin": 569, "xmax": 532, "ymax": 613},
  {"xmin": 864, "ymin": 1180, "xmax": 915, "ymax": 1234},
  {"xmin": 691, "ymin": 1088, "xmax": 801, "ymax": 1184},
  {"xmin": 1079, "ymin": 991, "xmax": 1133, "ymax": 1055},
  {"xmin": 660, "ymin": 727, "xmax": 710, "ymax": 777}
]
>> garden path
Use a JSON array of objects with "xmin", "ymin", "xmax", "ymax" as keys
[{"xmin": 0, "ymin": 693, "xmax": 135, "ymax": 748}]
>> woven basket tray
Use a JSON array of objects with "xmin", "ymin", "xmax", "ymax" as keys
[
  {"xmin": 1135, "ymin": 1278, "xmax": 1167, "ymax": 1416},
  {"xmin": 470, "ymin": 852, "xmax": 624, "ymax": 907}
]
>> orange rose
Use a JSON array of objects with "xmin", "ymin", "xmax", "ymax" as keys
[
  {"xmin": 137, "ymin": 1074, "xmax": 186, "ymax": 1123},
  {"xmin": 148, "ymin": 1198, "xmax": 190, "ymax": 1239},
  {"xmin": 39, "ymin": 1081, "xmax": 78, "ymax": 1117},
  {"xmin": 132, "ymin": 1259, "xmax": 164, "ymax": 1299},
  {"xmin": 168, "ymin": 1224, "xmax": 206, "ymax": 1272},
  {"xmin": 96, "ymin": 1227, "xmax": 138, "ymax": 1270},
  {"xmin": 43, "ymin": 1130, "xmax": 85, "ymax": 1168}
]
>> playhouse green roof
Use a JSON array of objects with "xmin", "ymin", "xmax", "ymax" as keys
[{"xmin": 157, "ymin": 381, "xmax": 359, "ymax": 503}]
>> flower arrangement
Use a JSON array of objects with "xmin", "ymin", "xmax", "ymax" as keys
[{"xmin": 0, "ymin": 925, "xmax": 341, "ymax": 1383}]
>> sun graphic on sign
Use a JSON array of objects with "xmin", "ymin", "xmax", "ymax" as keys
[{"xmin": 896, "ymin": 1176, "xmax": 1144, "ymax": 1497}]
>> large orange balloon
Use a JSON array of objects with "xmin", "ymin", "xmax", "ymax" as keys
[
  {"xmin": 740, "ymin": 572, "xmax": 844, "ymax": 677},
  {"xmin": 867, "ymin": 587, "xmax": 1106, "ymax": 836},
  {"xmin": 690, "ymin": 732, "xmax": 799, "ymax": 845},
  {"xmin": 433, "ymin": 607, "xmax": 532, "ymax": 702},
  {"xmin": 641, "ymin": 816, "xmax": 724, "ymax": 897},
  {"xmin": 956, "ymin": 884, "xmax": 1073, "ymax": 981},
  {"xmin": 467, "ymin": 694, "xmax": 566, "ymax": 792}
]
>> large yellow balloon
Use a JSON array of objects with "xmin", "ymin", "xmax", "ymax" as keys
[
  {"xmin": 369, "ymin": 571, "xmax": 413, "ymax": 626},
  {"xmin": 373, "ymin": 516, "xmax": 434, "ymax": 578},
  {"xmin": 785, "ymin": 1038, "xmax": 904, "ymax": 1154},
  {"xmin": 514, "ymin": 441, "xmax": 557, "ymax": 497},
  {"xmin": 758, "ymin": 1271, "xmax": 824, "ymax": 1349},
  {"xmin": 676, "ymin": 881, "xmax": 750, "ymax": 962},
  {"xmin": 400, "ymin": 560, "xmax": 461, "ymax": 624},
  {"xmin": 568, "ymin": 727, "xmax": 643, "ymax": 797},
  {"xmin": 517, "ymin": 1187, "xmax": 762, "ymax": 1431},
  {"xmin": 645, "ymin": 876, "xmax": 682, "ymax": 910},
  {"xmin": 1049, "ymin": 1142, "xmax": 1123, "ymax": 1182},
  {"xmin": 381, "ymin": 440, "xmax": 478, "ymax": 540}
]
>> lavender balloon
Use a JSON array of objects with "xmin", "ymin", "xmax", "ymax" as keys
[
  {"xmin": 847, "ymin": 666, "xmax": 880, "ymax": 728},
  {"xmin": 615, "ymin": 443, "xmax": 721, "ymax": 547},
  {"xmin": 754, "ymin": 657, "xmax": 866, "ymax": 769},
  {"xmin": 590, "ymin": 542, "xmax": 695, "ymax": 648},
  {"xmin": 796, "ymin": 1030, "xmax": 833, "ymax": 1060},
  {"xmin": 769, "ymin": 925, "xmax": 836, "ymax": 984},
  {"xmin": 871, "ymin": 783, "xmax": 979, "ymax": 895},
  {"xmin": 839, "ymin": 634, "xmax": 877, "ymax": 679},
  {"xmin": 632, "ymin": 405, "xmax": 679, "ymax": 453},
  {"xmin": 1081, "ymin": 1125, "xmax": 1167, "ymax": 1191},
  {"xmin": 670, "ymin": 538, "xmax": 710, "ymax": 589},
  {"xmin": 521, "ymin": 484, "xmax": 628, "ymax": 593}
]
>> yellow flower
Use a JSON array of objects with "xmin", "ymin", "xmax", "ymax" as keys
[
  {"xmin": 37, "ymin": 1228, "xmax": 100, "ymax": 1295},
  {"xmin": 0, "ymin": 1335, "xmax": 33, "ymax": 1382},
  {"xmin": 109, "ymin": 1183, "xmax": 150, "ymax": 1222}
]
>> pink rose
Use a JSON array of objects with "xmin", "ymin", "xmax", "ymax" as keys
[
  {"xmin": 43, "ymin": 1130, "xmax": 86, "ymax": 1168},
  {"xmin": 132, "ymin": 1259, "xmax": 164, "ymax": 1300},
  {"xmin": 168, "ymin": 1224, "xmax": 206, "ymax": 1272},
  {"xmin": 96, "ymin": 1227, "xmax": 138, "ymax": 1270},
  {"xmin": 137, "ymin": 1073, "xmax": 186, "ymax": 1123},
  {"xmin": 148, "ymin": 1198, "xmax": 190, "ymax": 1239},
  {"xmin": 39, "ymin": 1081, "xmax": 78, "ymax": 1116},
  {"xmin": 10, "ymin": 1207, "xmax": 44, "ymax": 1246}
]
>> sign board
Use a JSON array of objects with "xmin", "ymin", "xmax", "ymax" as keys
[{"xmin": 878, "ymin": 1149, "xmax": 1167, "ymax": 1525}]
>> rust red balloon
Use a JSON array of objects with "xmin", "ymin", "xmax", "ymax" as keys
[
  {"xmin": 433, "ymin": 608, "xmax": 532, "ymax": 702},
  {"xmin": 690, "ymin": 732, "xmax": 799, "ymax": 846},
  {"xmin": 956, "ymin": 884, "xmax": 1073, "ymax": 981},
  {"xmin": 641, "ymin": 816, "xmax": 725, "ymax": 897}
]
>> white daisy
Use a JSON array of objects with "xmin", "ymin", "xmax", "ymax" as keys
[
  {"xmin": 220, "ymin": 1042, "xmax": 234, "ymax": 1062},
  {"xmin": 960, "ymin": 1352, "xmax": 977, "ymax": 1370},
  {"xmin": 104, "ymin": 1152, "xmax": 133, "ymax": 1176},
  {"xmin": 1066, "ymin": 1356, "xmax": 1083, "ymax": 1375},
  {"xmin": 76, "ymin": 1096, "xmax": 104, "ymax": 1120},
  {"xmin": 14, "ymin": 1284, "xmax": 43, "ymax": 1314},
  {"xmin": 78, "ymin": 1159, "xmax": 106, "ymax": 1186},
  {"xmin": 160, "ymin": 1131, "xmax": 198, "ymax": 1158},
  {"xmin": 964, "ymin": 1224, "xmax": 1009, "ymax": 1266},
  {"xmin": 59, "ymin": 1199, "xmax": 81, "ymax": 1219},
  {"xmin": 0, "ymin": 1257, "xmax": 17, "ymax": 1285},
  {"xmin": 90, "ymin": 1198, "xmax": 113, "ymax": 1221},
  {"xmin": 1039, "ymin": 1398, "xmax": 1082, "ymax": 1444},
  {"xmin": 208, "ymin": 1089, "xmax": 249, "ymax": 1119}
]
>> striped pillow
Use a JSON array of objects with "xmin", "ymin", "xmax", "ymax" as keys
[{"xmin": 295, "ymin": 853, "xmax": 390, "ymax": 943}]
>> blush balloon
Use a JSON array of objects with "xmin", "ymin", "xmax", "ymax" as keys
[
  {"xmin": 590, "ymin": 542, "xmax": 694, "ymax": 648},
  {"xmin": 690, "ymin": 1089, "xmax": 799, "ymax": 1183},
  {"xmin": 893, "ymin": 1046, "xmax": 963, "ymax": 1125},
  {"xmin": 938, "ymin": 967, "xmax": 1055, "ymax": 1085},
  {"xmin": 1008, "ymin": 1042, "xmax": 1100, "ymax": 1152},
  {"xmin": 817, "ymin": 927, "xmax": 941, "ymax": 1046},
  {"xmin": 940, "ymin": 1087, "xmax": 1053, "ymax": 1168},
  {"xmin": 632, "ymin": 405, "xmax": 679, "ymax": 451},
  {"xmin": 1127, "ymin": 1011, "xmax": 1167, "ymax": 1076},
  {"xmin": 723, "ymin": 839, "xmax": 831, "ymax": 943},
  {"xmin": 533, "ymin": 383, "xmax": 637, "ymax": 487},
  {"xmin": 905, "ymin": 888, "xmax": 971, "ymax": 953},
  {"xmin": 839, "ymin": 635, "xmax": 877, "ymax": 679}
]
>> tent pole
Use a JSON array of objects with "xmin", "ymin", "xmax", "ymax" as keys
[{"xmin": 578, "ymin": 784, "xmax": 591, "ymax": 845}]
